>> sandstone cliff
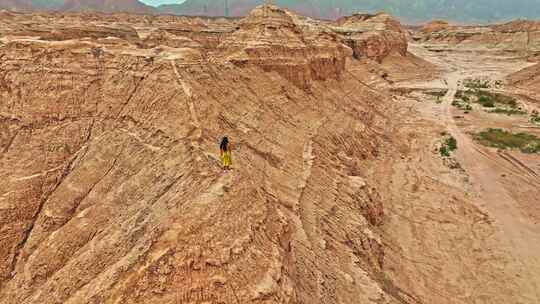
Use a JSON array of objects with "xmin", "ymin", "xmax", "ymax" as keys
[
  {"xmin": 0, "ymin": 7, "xmax": 400, "ymax": 304},
  {"xmin": 333, "ymin": 13, "xmax": 408, "ymax": 62},
  {"xmin": 417, "ymin": 19, "xmax": 540, "ymax": 52},
  {"xmin": 218, "ymin": 5, "xmax": 352, "ymax": 89},
  {"xmin": 0, "ymin": 6, "xmax": 507, "ymax": 304}
]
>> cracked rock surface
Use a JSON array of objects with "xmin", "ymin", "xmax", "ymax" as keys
[{"xmin": 1, "ymin": 4, "xmax": 539, "ymax": 304}]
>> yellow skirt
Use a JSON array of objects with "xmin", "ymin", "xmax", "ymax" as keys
[{"xmin": 222, "ymin": 151, "xmax": 232, "ymax": 167}]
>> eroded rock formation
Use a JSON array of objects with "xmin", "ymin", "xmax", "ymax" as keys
[
  {"xmin": 142, "ymin": 29, "xmax": 203, "ymax": 49},
  {"xmin": 333, "ymin": 13, "xmax": 408, "ymax": 62},
  {"xmin": 0, "ymin": 25, "xmax": 389, "ymax": 304},
  {"xmin": 4, "ymin": 5, "xmax": 523, "ymax": 304},
  {"xmin": 217, "ymin": 5, "xmax": 352, "ymax": 89},
  {"xmin": 417, "ymin": 19, "xmax": 540, "ymax": 51}
]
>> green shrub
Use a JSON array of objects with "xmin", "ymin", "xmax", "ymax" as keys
[
  {"xmin": 475, "ymin": 128, "xmax": 540, "ymax": 153},
  {"xmin": 464, "ymin": 78, "xmax": 490, "ymax": 89},
  {"xmin": 454, "ymin": 90, "xmax": 520, "ymax": 112},
  {"xmin": 488, "ymin": 108, "xmax": 527, "ymax": 115},
  {"xmin": 478, "ymin": 95, "xmax": 495, "ymax": 107},
  {"xmin": 425, "ymin": 90, "xmax": 448, "ymax": 98},
  {"xmin": 531, "ymin": 112, "xmax": 540, "ymax": 124},
  {"xmin": 452, "ymin": 98, "xmax": 472, "ymax": 111},
  {"xmin": 446, "ymin": 137, "xmax": 457, "ymax": 151},
  {"xmin": 440, "ymin": 135, "xmax": 458, "ymax": 157},
  {"xmin": 477, "ymin": 90, "xmax": 518, "ymax": 108},
  {"xmin": 440, "ymin": 146, "xmax": 450, "ymax": 157},
  {"xmin": 523, "ymin": 142, "xmax": 540, "ymax": 154}
]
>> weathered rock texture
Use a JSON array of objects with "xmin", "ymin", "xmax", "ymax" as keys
[
  {"xmin": 218, "ymin": 5, "xmax": 352, "ymax": 89},
  {"xmin": 419, "ymin": 20, "xmax": 451, "ymax": 35},
  {"xmin": 142, "ymin": 29, "xmax": 203, "ymax": 49},
  {"xmin": 333, "ymin": 13, "xmax": 408, "ymax": 62},
  {"xmin": 3, "ymin": 5, "xmax": 530, "ymax": 304},
  {"xmin": 416, "ymin": 19, "xmax": 540, "ymax": 51},
  {"xmin": 0, "ymin": 14, "xmax": 390, "ymax": 303}
]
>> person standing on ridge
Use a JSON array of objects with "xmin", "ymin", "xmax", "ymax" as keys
[{"xmin": 220, "ymin": 136, "xmax": 232, "ymax": 171}]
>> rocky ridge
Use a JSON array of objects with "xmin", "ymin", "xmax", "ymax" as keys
[
  {"xmin": 415, "ymin": 19, "xmax": 540, "ymax": 51},
  {"xmin": 0, "ymin": 5, "xmax": 435, "ymax": 304},
  {"xmin": 217, "ymin": 5, "xmax": 352, "ymax": 89},
  {"xmin": 333, "ymin": 13, "xmax": 408, "ymax": 62}
]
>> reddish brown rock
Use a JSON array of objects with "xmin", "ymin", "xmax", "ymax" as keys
[
  {"xmin": 419, "ymin": 20, "xmax": 451, "ymax": 34},
  {"xmin": 142, "ymin": 29, "xmax": 202, "ymax": 49},
  {"xmin": 218, "ymin": 4, "xmax": 352, "ymax": 89},
  {"xmin": 333, "ymin": 13, "xmax": 408, "ymax": 62},
  {"xmin": 138, "ymin": 15, "xmax": 238, "ymax": 50},
  {"xmin": 1, "ymin": 5, "xmax": 531, "ymax": 304},
  {"xmin": 0, "ymin": 7, "xmax": 394, "ymax": 304}
]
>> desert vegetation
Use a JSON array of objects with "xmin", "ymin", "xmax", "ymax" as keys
[
  {"xmin": 463, "ymin": 78, "xmax": 493, "ymax": 89},
  {"xmin": 475, "ymin": 128, "xmax": 540, "ymax": 153},
  {"xmin": 488, "ymin": 108, "xmax": 527, "ymax": 115},
  {"xmin": 425, "ymin": 89, "xmax": 448, "ymax": 103},
  {"xmin": 452, "ymin": 98, "xmax": 473, "ymax": 111},
  {"xmin": 531, "ymin": 111, "xmax": 540, "ymax": 124},
  {"xmin": 439, "ymin": 133, "xmax": 458, "ymax": 157},
  {"xmin": 454, "ymin": 89, "xmax": 527, "ymax": 115}
]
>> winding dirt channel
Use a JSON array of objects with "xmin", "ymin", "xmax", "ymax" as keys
[{"xmin": 392, "ymin": 44, "xmax": 540, "ymax": 302}]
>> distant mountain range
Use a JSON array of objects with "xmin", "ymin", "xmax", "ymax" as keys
[
  {"xmin": 157, "ymin": 0, "xmax": 540, "ymax": 23},
  {"xmin": 1, "ymin": 0, "xmax": 540, "ymax": 22},
  {"xmin": 0, "ymin": 0, "xmax": 32, "ymax": 11},
  {"xmin": 62, "ymin": 0, "xmax": 154, "ymax": 13},
  {"xmin": 0, "ymin": 0, "xmax": 154, "ymax": 14}
]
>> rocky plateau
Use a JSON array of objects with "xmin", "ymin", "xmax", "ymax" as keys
[{"xmin": 415, "ymin": 19, "xmax": 540, "ymax": 52}]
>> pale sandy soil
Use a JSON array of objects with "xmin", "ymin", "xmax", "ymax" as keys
[{"xmin": 385, "ymin": 43, "xmax": 540, "ymax": 302}]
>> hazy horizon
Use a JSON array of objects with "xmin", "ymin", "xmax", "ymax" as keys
[
  {"xmin": 139, "ymin": 0, "xmax": 186, "ymax": 6},
  {"xmin": 0, "ymin": 0, "xmax": 538, "ymax": 22},
  {"xmin": 139, "ymin": 0, "xmax": 540, "ymax": 22}
]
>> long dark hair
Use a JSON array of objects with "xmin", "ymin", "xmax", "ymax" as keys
[{"xmin": 220, "ymin": 136, "xmax": 229, "ymax": 151}]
